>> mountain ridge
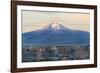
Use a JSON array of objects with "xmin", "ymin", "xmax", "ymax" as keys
[{"xmin": 22, "ymin": 23, "xmax": 90, "ymax": 45}]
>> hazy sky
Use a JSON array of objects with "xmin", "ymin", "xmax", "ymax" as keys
[{"xmin": 22, "ymin": 10, "xmax": 90, "ymax": 33}]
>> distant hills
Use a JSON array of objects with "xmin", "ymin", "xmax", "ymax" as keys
[{"xmin": 22, "ymin": 23, "xmax": 90, "ymax": 46}]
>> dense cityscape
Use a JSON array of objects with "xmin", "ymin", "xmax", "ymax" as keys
[{"xmin": 22, "ymin": 45, "xmax": 90, "ymax": 62}]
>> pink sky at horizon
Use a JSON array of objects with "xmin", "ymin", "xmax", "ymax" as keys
[{"xmin": 22, "ymin": 10, "xmax": 90, "ymax": 33}]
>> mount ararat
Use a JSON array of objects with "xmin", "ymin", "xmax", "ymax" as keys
[{"xmin": 22, "ymin": 23, "xmax": 90, "ymax": 46}]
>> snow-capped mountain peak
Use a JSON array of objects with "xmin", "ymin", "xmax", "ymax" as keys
[
  {"xmin": 45, "ymin": 22, "xmax": 66, "ymax": 31},
  {"xmin": 22, "ymin": 23, "xmax": 90, "ymax": 45},
  {"xmin": 50, "ymin": 22, "xmax": 60, "ymax": 30}
]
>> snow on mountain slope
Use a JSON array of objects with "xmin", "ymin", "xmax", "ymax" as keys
[{"xmin": 22, "ymin": 23, "xmax": 90, "ymax": 45}]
